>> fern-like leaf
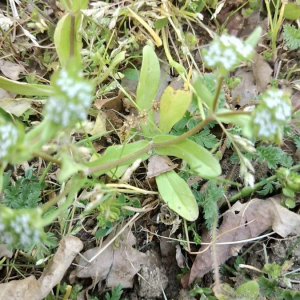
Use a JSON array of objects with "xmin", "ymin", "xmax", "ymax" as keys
[{"xmin": 283, "ymin": 25, "xmax": 300, "ymax": 50}]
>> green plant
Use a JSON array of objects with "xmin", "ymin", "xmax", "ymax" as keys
[
  {"xmin": 283, "ymin": 25, "xmax": 300, "ymax": 50},
  {"xmin": 105, "ymin": 284, "xmax": 124, "ymax": 300},
  {"xmin": 2, "ymin": 168, "xmax": 45, "ymax": 209},
  {"xmin": 264, "ymin": 0, "xmax": 288, "ymax": 60}
]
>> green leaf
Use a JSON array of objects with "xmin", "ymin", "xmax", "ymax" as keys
[
  {"xmin": 58, "ymin": 154, "xmax": 87, "ymax": 182},
  {"xmin": 193, "ymin": 76, "xmax": 214, "ymax": 111},
  {"xmin": 154, "ymin": 135, "xmax": 221, "ymax": 177},
  {"xmin": 72, "ymin": 0, "xmax": 88, "ymax": 12},
  {"xmin": 154, "ymin": 18, "xmax": 169, "ymax": 29},
  {"xmin": 123, "ymin": 68, "xmax": 139, "ymax": 81},
  {"xmin": 98, "ymin": 51, "xmax": 126, "ymax": 84},
  {"xmin": 236, "ymin": 281, "xmax": 259, "ymax": 300},
  {"xmin": 159, "ymin": 86, "xmax": 192, "ymax": 133},
  {"xmin": 136, "ymin": 45, "xmax": 160, "ymax": 134},
  {"xmin": 156, "ymin": 170, "xmax": 199, "ymax": 221},
  {"xmin": 54, "ymin": 12, "xmax": 83, "ymax": 67},
  {"xmin": 87, "ymin": 141, "xmax": 150, "ymax": 176},
  {"xmin": 191, "ymin": 128, "xmax": 218, "ymax": 149},
  {"xmin": 283, "ymin": 25, "xmax": 300, "ymax": 50},
  {"xmin": 245, "ymin": 27, "xmax": 262, "ymax": 48},
  {"xmin": 284, "ymin": 3, "xmax": 300, "ymax": 20},
  {"xmin": 0, "ymin": 76, "xmax": 53, "ymax": 96}
]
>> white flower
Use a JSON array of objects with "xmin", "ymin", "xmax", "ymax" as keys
[
  {"xmin": 203, "ymin": 34, "xmax": 254, "ymax": 73},
  {"xmin": 0, "ymin": 123, "xmax": 18, "ymax": 159},
  {"xmin": 44, "ymin": 69, "xmax": 94, "ymax": 128}
]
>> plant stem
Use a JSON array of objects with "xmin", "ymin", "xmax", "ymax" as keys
[
  {"xmin": 229, "ymin": 163, "xmax": 300, "ymax": 202},
  {"xmin": 272, "ymin": 0, "xmax": 287, "ymax": 60},
  {"xmin": 154, "ymin": 114, "xmax": 214, "ymax": 148},
  {"xmin": 212, "ymin": 76, "xmax": 224, "ymax": 112},
  {"xmin": 86, "ymin": 114, "xmax": 214, "ymax": 175},
  {"xmin": 31, "ymin": 151, "xmax": 61, "ymax": 166}
]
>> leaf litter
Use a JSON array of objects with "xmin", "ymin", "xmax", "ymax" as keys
[
  {"xmin": 181, "ymin": 196, "xmax": 300, "ymax": 286},
  {"xmin": 75, "ymin": 226, "xmax": 146, "ymax": 288},
  {"xmin": 0, "ymin": 236, "xmax": 83, "ymax": 300}
]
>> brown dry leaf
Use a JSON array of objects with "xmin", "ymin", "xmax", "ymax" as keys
[
  {"xmin": 90, "ymin": 111, "xmax": 107, "ymax": 135},
  {"xmin": 75, "ymin": 227, "xmax": 146, "ymax": 288},
  {"xmin": 0, "ymin": 98, "xmax": 31, "ymax": 117},
  {"xmin": 0, "ymin": 236, "xmax": 83, "ymax": 300},
  {"xmin": 0, "ymin": 60, "xmax": 25, "ymax": 80},
  {"xmin": 252, "ymin": 53, "xmax": 273, "ymax": 93},
  {"xmin": 147, "ymin": 154, "xmax": 178, "ymax": 178},
  {"xmin": 231, "ymin": 69, "xmax": 257, "ymax": 107},
  {"xmin": 0, "ymin": 244, "xmax": 13, "ymax": 259},
  {"xmin": 182, "ymin": 196, "xmax": 300, "ymax": 286}
]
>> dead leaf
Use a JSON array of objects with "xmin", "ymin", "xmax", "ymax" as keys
[
  {"xmin": 0, "ymin": 244, "xmax": 13, "ymax": 259},
  {"xmin": 0, "ymin": 244, "xmax": 13, "ymax": 270},
  {"xmin": 147, "ymin": 154, "xmax": 178, "ymax": 178},
  {"xmin": 0, "ymin": 60, "xmax": 25, "ymax": 81},
  {"xmin": 182, "ymin": 196, "xmax": 300, "ymax": 286},
  {"xmin": 90, "ymin": 111, "xmax": 107, "ymax": 135},
  {"xmin": 0, "ymin": 236, "xmax": 83, "ymax": 300},
  {"xmin": 231, "ymin": 69, "xmax": 257, "ymax": 107},
  {"xmin": 176, "ymin": 245, "xmax": 185, "ymax": 269},
  {"xmin": 75, "ymin": 227, "xmax": 146, "ymax": 288},
  {"xmin": 0, "ymin": 98, "xmax": 31, "ymax": 117},
  {"xmin": 252, "ymin": 53, "xmax": 273, "ymax": 93}
]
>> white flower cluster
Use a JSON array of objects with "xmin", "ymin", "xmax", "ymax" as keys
[
  {"xmin": 253, "ymin": 89, "xmax": 291, "ymax": 140},
  {"xmin": 0, "ymin": 210, "xmax": 42, "ymax": 247},
  {"xmin": 0, "ymin": 123, "xmax": 18, "ymax": 160},
  {"xmin": 44, "ymin": 69, "xmax": 94, "ymax": 128},
  {"xmin": 202, "ymin": 35, "xmax": 254, "ymax": 73}
]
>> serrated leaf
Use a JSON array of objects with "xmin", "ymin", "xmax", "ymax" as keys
[
  {"xmin": 54, "ymin": 12, "xmax": 83, "ymax": 67},
  {"xmin": 192, "ymin": 128, "xmax": 218, "ymax": 149},
  {"xmin": 159, "ymin": 86, "xmax": 192, "ymax": 133},
  {"xmin": 0, "ymin": 76, "xmax": 53, "ymax": 96},
  {"xmin": 284, "ymin": 3, "xmax": 300, "ymax": 20},
  {"xmin": 156, "ymin": 170, "xmax": 199, "ymax": 221},
  {"xmin": 136, "ymin": 46, "xmax": 160, "ymax": 134},
  {"xmin": 154, "ymin": 135, "xmax": 221, "ymax": 177},
  {"xmin": 283, "ymin": 25, "xmax": 300, "ymax": 50}
]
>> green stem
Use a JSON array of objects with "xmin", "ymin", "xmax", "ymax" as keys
[
  {"xmin": 86, "ymin": 114, "xmax": 214, "ymax": 175},
  {"xmin": 212, "ymin": 76, "xmax": 224, "ymax": 112},
  {"xmin": 154, "ymin": 114, "xmax": 213, "ymax": 148},
  {"xmin": 272, "ymin": 0, "xmax": 287, "ymax": 60},
  {"xmin": 229, "ymin": 163, "xmax": 300, "ymax": 202},
  {"xmin": 31, "ymin": 151, "xmax": 61, "ymax": 166}
]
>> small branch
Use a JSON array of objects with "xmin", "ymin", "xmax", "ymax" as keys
[{"xmin": 31, "ymin": 151, "xmax": 61, "ymax": 166}]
